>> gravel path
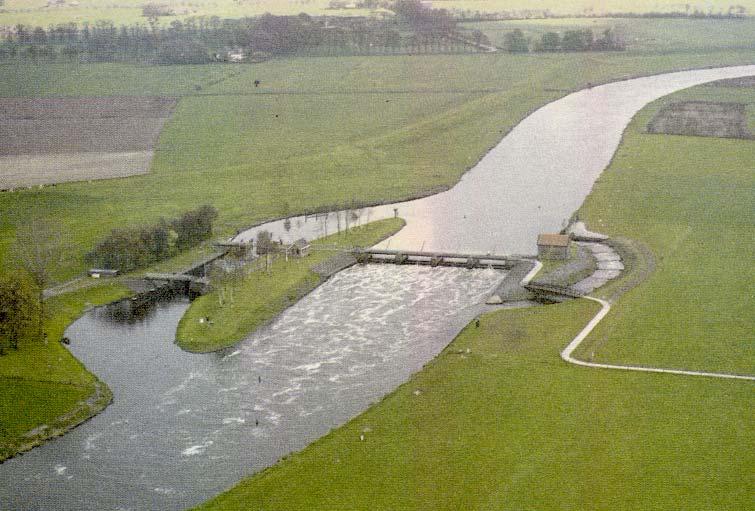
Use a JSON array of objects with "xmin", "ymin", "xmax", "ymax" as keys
[{"xmin": 561, "ymin": 297, "xmax": 755, "ymax": 381}]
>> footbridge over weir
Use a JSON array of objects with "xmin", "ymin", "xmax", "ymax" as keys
[{"xmin": 350, "ymin": 248, "xmax": 532, "ymax": 270}]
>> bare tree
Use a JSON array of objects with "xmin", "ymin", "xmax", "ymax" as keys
[{"xmin": 12, "ymin": 219, "xmax": 64, "ymax": 341}]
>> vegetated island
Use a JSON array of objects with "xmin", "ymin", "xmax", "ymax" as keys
[{"xmin": 176, "ymin": 217, "xmax": 405, "ymax": 353}]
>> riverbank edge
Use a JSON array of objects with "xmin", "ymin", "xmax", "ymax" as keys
[
  {"xmin": 175, "ymin": 218, "xmax": 407, "ymax": 354},
  {"xmin": 226, "ymin": 59, "xmax": 755, "ymax": 245},
  {"xmin": 0, "ymin": 282, "xmax": 133, "ymax": 463},
  {"xmin": 2, "ymin": 379, "xmax": 113, "ymax": 464}
]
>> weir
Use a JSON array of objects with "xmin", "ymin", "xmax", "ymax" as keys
[{"xmin": 352, "ymin": 248, "xmax": 529, "ymax": 269}]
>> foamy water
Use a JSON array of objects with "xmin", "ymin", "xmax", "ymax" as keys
[{"xmin": 0, "ymin": 265, "xmax": 503, "ymax": 510}]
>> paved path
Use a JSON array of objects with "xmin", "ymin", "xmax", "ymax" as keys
[{"xmin": 562, "ymin": 296, "xmax": 755, "ymax": 382}]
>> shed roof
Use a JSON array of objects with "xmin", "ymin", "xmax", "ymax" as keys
[{"xmin": 537, "ymin": 233, "xmax": 569, "ymax": 247}]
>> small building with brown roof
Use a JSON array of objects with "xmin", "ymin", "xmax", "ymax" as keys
[
  {"xmin": 284, "ymin": 238, "xmax": 311, "ymax": 260},
  {"xmin": 537, "ymin": 233, "xmax": 570, "ymax": 260}
]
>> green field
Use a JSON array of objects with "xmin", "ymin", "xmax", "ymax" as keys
[
  {"xmin": 0, "ymin": 281, "xmax": 130, "ymax": 460},
  {"xmin": 0, "ymin": 0, "xmax": 371, "ymax": 27},
  {"xmin": 3, "ymin": 42, "xmax": 755, "ymax": 284},
  {"xmin": 177, "ymin": 218, "xmax": 405, "ymax": 352},
  {"xmin": 192, "ymin": 80, "xmax": 755, "ymax": 511},
  {"xmin": 2, "ymin": 0, "xmax": 754, "ymax": 26},
  {"xmin": 574, "ymin": 82, "xmax": 755, "ymax": 375},
  {"xmin": 462, "ymin": 17, "xmax": 755, "ymax": 52}
]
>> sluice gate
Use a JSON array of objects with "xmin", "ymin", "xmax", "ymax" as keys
[{"xmin": 351, "ymin": 248, "xmax": 531, "ymax": 270}]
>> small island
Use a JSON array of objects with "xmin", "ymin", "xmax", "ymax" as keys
[{"xmin": 176, "ymin": 218, "xmax": 405, "ymax": 353}]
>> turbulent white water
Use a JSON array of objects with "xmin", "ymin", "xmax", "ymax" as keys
[{"xmin": 1, "ymin": 265, "xmax": 504, "ymax": 511}]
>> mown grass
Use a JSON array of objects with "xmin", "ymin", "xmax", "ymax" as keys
[
  {"xmin": 195, "ymin": 298, "xmax": 753, "ymax": 510},
  {"xmin": 2, "ymin": 48, "xmax": 755, "ymax": 284},
  {"xmin": 0, "ymin": 281, "xmax": 130, "ymax": 461},
  {"xmin": 191, "ymin": 77, "xmax": 755, "ymax": 511},
  {"xmin": 177, "ymin": 218, "xmax": 404, "ymax": 353},
  {"xmin": 574, "ymin": 83, "xmax": 755, "ymax": 375},
  {"xmin": 0, "ymin": 0, "xmax": 368, "ymax": 27}
]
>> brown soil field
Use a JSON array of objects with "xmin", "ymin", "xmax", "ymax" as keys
[
  {"xmin": 0, "ymin": 96, "xmax": 176, "ymax": 188},
  {"xmin": 646, "ymin": 100, "xmax": 753, "ymax": 139},
  {"xmin": 706, "ymin": 76, "xmax": 755, "ymax": 88},
  {"xmin": 0, "ymin": 152, "xmax": 153, "ymax": 189}
]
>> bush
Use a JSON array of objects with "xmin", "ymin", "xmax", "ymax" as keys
[
  {"xmin": 0, "ymin": 272, "xmax": 40, "ymax": 354},
  {"xmin": 85, "ymin": 205, "xmax": 218, "ymax": 272},
  {"xmin": 255, "ymin": 230, "xmax": 275, "ymax": 255}
]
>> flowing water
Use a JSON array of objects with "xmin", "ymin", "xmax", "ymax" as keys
[
  {"xmin": 2, "ymin": 65, "xmax": 755, "ymax": 510},
  {"xmin": 234, "ymin": 65, "xmax": 755, "ymax": 255},
  {"xmin": 1, "ymin": 265, "xmax": 504, "ymax": 510}
]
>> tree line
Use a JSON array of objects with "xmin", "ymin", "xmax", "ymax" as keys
[
  {"xmin": 0, "ymin": 2, "xmax": 487, "ymax": 64},
  {"xmin": 503, "ymin": 28, "xmax": 625, "ymax": 53},
  {"xmin": 85, "ymin": 205, "xmax": 218, "ymax": 272}
]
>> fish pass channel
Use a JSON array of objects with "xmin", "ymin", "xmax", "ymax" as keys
[
  {"xmin": 2, "ymin": 64, "xmax": 754, "ymax": 510},
  {"xmin": 1, "ymin": 265, "xmax": 505, "ymax": 510}
]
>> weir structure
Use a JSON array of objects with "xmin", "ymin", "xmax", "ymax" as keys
[{"xmin": 350, "ymin": 248, "xmax": 532, "ymax": 270}]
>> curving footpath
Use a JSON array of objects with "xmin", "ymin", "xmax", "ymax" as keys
[{"xmin": 562, "ymin": 296, "xmax": 755, "ymax": 382}]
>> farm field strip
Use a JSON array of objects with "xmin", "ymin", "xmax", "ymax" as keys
[{"xmin": 0, "ymin": 96, "xmax": 176, "ymax": 187}]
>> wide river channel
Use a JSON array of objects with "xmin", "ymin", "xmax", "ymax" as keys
[{"xmin": 2, "ymin": 65, "xmax": 754, "ymax": 511}]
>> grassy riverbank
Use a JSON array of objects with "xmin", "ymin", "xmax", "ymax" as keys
[
  {"xmin": 574, "ymin": 81, "xmax": 755, "ymax": 375},
  {"xmin": 195, "ymin": 299, "xmax": 753, "ymax": 510},
  {"xmin": 0, "ymin": 282, "xmax": 130, "ymax": 461},
  {"xmin": 176, "ymin": 218, "xmax": 404, "ymax": 353},
  {"xmin": 3, "ymin": 44, "xmax": 755, "ymax": 283},
  {"xmin": 192, "ymin": 82, "xmax": 754, "ymax": 510}
]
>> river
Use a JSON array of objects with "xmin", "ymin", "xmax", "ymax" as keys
[{"xmin": 1, "ymin": 65, "xmax": 754, "ymax": 510}]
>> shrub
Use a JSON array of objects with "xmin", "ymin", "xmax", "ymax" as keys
[{"xmin": 86, "ymin": 205, "xmax": 218, "ymax": 272}]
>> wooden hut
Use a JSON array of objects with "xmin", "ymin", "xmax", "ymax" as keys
[
  {"xmin": 284, "ymin": 238, "xmax": 311, "ymax": 260},
  {"xmin": 537, "ymin": 233, "xmax": 570, "ymax": 260}
]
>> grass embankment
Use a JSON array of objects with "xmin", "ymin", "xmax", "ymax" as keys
[
  {"xmin": 574, "ymin": 81, "xmax": 755, "ymax": 375},
  {"xmin": 0, "ymin": 281, "xmax": 130, "ymax": 461},
  {"xmin": 177, "ymin": 218, "xmax": 404, "ymax": 353},
  {"xmin": 2, "ymin": 42, "xmax": 755, "ymax": 283},
  {"xmin": 192, "ymin": 81, "xmax": 754, "ymax": 510},
  {"xmin": 195, "ymin": 299, "xmax": 753, "ymax": 510}
]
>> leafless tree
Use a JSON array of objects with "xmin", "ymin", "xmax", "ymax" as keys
[{"xmin": 11, "ymin": 219, "xmax": 65, "ymax": 341}]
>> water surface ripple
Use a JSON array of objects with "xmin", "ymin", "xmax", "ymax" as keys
[{"xmin": 2, "ymin": 265, "xmax": 503, "ymax": 510}]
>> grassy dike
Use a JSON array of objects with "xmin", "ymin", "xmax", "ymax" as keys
[
  {"xmin": 575, "ymin": 82, "xmax": 755, "ymax": 374},
  {"xmin": 192, "ymin": 85, "xmax": 754, "ymax": 509},
  {"xmin": 176, "ymin": 218, "xmax": 405, "ymax": 353},
  {"xmin": 0, "ymin": 281, "xmax": 131, "ymax": 461}
]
